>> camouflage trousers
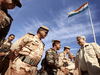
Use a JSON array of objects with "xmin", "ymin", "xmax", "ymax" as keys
[{"xmin": 5, "ymin": 58, "xmax": 37, "ymax": 75}]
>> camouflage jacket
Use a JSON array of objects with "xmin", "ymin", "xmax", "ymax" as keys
[
  {"xmin": 0, "ymin": 39, "xmax": 12, "ymax": 53},
  {"xmin": 0, "ymin": 8, "xmax": 13, "ymax": 41},
  {"xmin": 58, "ymin": 52, "xmax": 68, "ymax": 67},
  {"xmin": 11, "ymin": 33, "xmax": 45, "ymax": 66},
  {"xmin": 45, "ymin": 48, "xmax": 61, "ymax": 69}
]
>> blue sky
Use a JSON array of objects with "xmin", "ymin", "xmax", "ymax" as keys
[{"xmin": 6, "ymin": 0, "xmax": 100, "ymax": 69}]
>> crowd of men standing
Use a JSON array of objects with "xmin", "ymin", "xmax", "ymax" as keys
[{"xmin": 0, "ymin": 0, "xmax": 100, "ymax": 75}]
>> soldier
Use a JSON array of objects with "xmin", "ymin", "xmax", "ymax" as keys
[
  {"xmin": 39, "ymin": 58, "xmax": 48, "ymax": 75},
  {"xmin": 44, "ymin": 40, "xmax": 69, "ymax": 75},
  {"xmin": 67, "ymin": 53, "xmax": 75, "ymax": 75},
  {"xmin": 5, "ymin": 26, "xmax": 49, "ymax": 75},
  {"xmin": 75, "ymin": 35, "xmax": 100, "ymax": 75},
  {"xmin": 0, "ymin": 34, "xmax": 15, "ymax": 75},
  {"xmin": 0, "ymin": 0, "xmax": 22, "ymax": 42},
  {"xmin": 57, "ymin": 46, "xmax": 70, "ymax": 75}
]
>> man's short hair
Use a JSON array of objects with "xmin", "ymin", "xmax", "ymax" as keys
[
  {"xmin": 68, "ymin": 53, "xmax": 74, "ymax": 56},
  {"xmin": 76, "ymin": 35, "xmax": 86, "ymax": 41},
  {"xmin": 64, "ymin": 46, "xmax": 70, "ymax": 50},
  {"xmin": 52, "ymin": 40, "xmax": 60, "ymax": 47},
  {"xmin": 9, "ymin": 34, "xmax": 15, "ymax": 37}
]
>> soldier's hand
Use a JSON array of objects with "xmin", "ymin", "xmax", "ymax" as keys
[
  {"xmin": 64, "ymin": 68, "xmax": 69, "ymax": 74},
  {"xmin": 60, "ymin": 66, "xmax": 65, "ymax": 72},
  {"xmin": 74, "ymin": 69, "xmax": 78, "ymax": 75},
  {"xmin": 61, "ymin": 67, "xmax": 69, "ymax": 74}
]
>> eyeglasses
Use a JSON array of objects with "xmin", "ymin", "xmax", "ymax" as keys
[{"xmin": 43, "ymin": 29, "xmax": 48, "ymax": 34}]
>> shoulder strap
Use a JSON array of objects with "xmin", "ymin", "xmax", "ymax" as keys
[{"xmin": 28, "ymin": 33, "xmax": 35, "ymax": 36}]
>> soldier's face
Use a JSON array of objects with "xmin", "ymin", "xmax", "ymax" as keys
[
  {"xmin": 77, "ymin": 37, "xmax": 85, "ymax": 47},
  {"xmin": 65, "ymin": 49, "xmax": 70, "ymax": 54},
  {"xmin": 8, "ymin": 35, "xmax": 15, "ymax": 42},
  {"xmin": 4, "ymin": 0, "xmax": 22, "ymax": 9},
  {"xmin": 40, "ymin": 29, "xmax": 48, "ymax": 39},
  {"xmin": 56, "ymin": 43, "xmax": 61, "ymax": 50},
  {"xmin": 4, "ymin": 0, "xmax": 16, "ymax": 9},
  {"xmin": 69, "ymin": 54, "xmax": 74, "ymax": 60}
]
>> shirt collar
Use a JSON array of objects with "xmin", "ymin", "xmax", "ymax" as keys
[
  {"xmin": 81, "ymin": 43, "xmax": 89, "ymax": 49},
  {"xmin": 52, "ymin": 48, "xmax": 57, "ymax": 53}
]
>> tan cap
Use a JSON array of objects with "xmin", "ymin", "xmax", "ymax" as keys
[
  {"xmin": 64, "ymin": 46, "xmax": 70, "ymax": 49},
  {"xmin": 40, "ymin": 26, "xmax": 49, "ymax": 31}
]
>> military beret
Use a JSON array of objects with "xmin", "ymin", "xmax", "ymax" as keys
[
  {"xmin": 40, "ymin": 26, "xmax": 49, "ymax": 31},
  {"xmin": 64, "ymin": 46, "xmax": 70, "ymax": 49}
]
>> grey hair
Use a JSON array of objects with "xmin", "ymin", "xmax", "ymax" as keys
[
  {"xmin": 76, "ymin": 35, "xmax": 86, "ymax": 41},
  {"xmin": 68, "ymin": 53, "xmax": 74, "ymax": 56}
]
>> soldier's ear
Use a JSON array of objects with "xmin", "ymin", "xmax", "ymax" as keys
[
  {"xmin": 83, "ymin": 38, "xmax": 85, "ymax": 41},
  {"xmin": 54, "ymin": 43, "xmax": 57, "ymax": 46}
]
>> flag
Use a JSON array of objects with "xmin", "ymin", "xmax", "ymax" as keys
[{"xmin": 68, "ymin": 2, "xmax": 88, "ymax": 17}]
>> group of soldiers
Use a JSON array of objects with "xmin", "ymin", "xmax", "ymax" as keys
[
  {"xmin": 38, "ymin": 43, "xmax": 77, "ymax": 75},
  {"xmin": 0, "ymin": 0, "xmax": 100, "ymax": 75}
]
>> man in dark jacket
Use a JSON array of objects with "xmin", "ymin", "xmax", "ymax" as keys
[{"xmin": 0, "ymin": 0, "xmax": 22, "ymax": 42}]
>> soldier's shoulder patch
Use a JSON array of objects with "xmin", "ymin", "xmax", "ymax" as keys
[
  {"xmin": 28, "ymin": 33, "xmax": 35, "ymax": 36},
  {"xmin": 59, "ymin": 52, "xmax": 64, "ymax": 56},
  {"xmin": 59, "ymin": 52, "xmax": 64, "ymax": 55},
  {"xmin": 47, "ymin": 49, "xmax": 52, "ymax": 53}
]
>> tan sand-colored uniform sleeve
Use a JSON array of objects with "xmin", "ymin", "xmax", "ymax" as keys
[
  {"xmin": 91, "ymin": 43, "xmax": 100, "ymax": 59},
  {"xmin": 58, "ymin": 52, "xmax": 67, "ymax": 66}
]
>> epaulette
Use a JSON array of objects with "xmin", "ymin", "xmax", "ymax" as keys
[
  {"xmin": 59, "ymin": 52, "xmax": 64, "ymax": 56},
  {"xmin": 60, "ymin": 52, "xmax": 64, "ymax": 54},
  {"xmin": 28, "ymin": 33, "xmax": 35, "ymax": 36},
  {"xmin": 47, "ymin": 48, "xmax": 52, "ymax": 52}
]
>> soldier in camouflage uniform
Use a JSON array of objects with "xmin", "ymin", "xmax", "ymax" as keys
[
  {"xmin": 0, "ymin": 34, "xmax": 15, "ymax": 75},
  {"xmin": 0, "ymin": 0, "xmax": 22, "ymax": 42},
  {"xmin": 67, "ymin": 53, "xmax": 75, "ymax": 75},
  {"xmin": 5, "ymin": 26, "xmax": 49, "ymax": 75},
  {"xmin": 44, "ymin": 40, "xmax": 69, "ymax": 75},
  {"xmin": 57, "ymin": 46, "xmax": 70, "ymax": 75}
]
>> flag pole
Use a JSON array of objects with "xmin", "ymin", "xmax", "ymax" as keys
[{"xmin": 88, "ymin": 7, "xmax": 96, "ymax": 43}]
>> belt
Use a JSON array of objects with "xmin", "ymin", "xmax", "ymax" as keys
[{"xmin": 19, "ymin": 55, "xmax": 37, "ymax": 67}]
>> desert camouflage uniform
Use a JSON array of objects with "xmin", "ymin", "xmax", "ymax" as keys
[
  {"xmin": 75, "ymin": 43, "xmax": 100, "ymax": 75},
  {"xmin": 67, "ymin": 59, "xmax": 75, "ymax": 75},
  {"xmin": 45, "ymin": 48, "xmax": 61, "ymax": 75},
  {"xmin": 57, "ymin": 52, "xmax": 68, "ymax": 75},
  {"xmin": 5, "ymin": 33, "xmax": 45, "ymax": 75},
  {"xmin": 0, "ymin": 39, "xmax": 12, "ymax": 75}
]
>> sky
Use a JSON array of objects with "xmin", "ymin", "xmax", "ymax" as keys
[{"xmin": 6, "ymin": 0, "xmax": 100, "ymax": 69}]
